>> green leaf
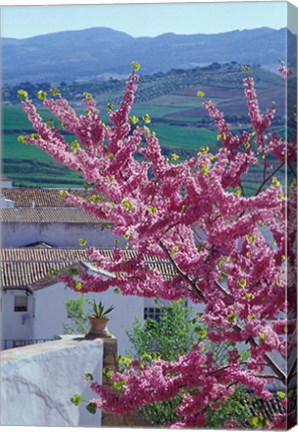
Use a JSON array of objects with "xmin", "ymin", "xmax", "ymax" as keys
[
  {"xmin": 113, "ymin": 380, "xmax": 126, "ymax": 391},
  {"xmin": 103, "ymin": 367, "xmax": 112, "ymax": 378},
  {"xmin": 113, "ymin": 288, "xmax": 120, "ymax": 294},
  {"xmin": 48, "ymin": 267, "xmax": 58, "ymax": 279},
  {"xmin": 70, "ymin": 393, "xmax": 83, "ymax": 406},
  {"xmin": 68, "ymin": 267, "xmax": 79, "ymax": 277},
  {"xmin": 277, "ymin": 391, "xmax": 286, "ymax": 399},
  {"xmin": 86, "ymin": 402, "xmax": 97, "ymax": 414},
  {"xmin": 84, "ymin": 373, "xmax": 94, "ymax": 382},
  {"xmin": 75, "ymin": 281, "xmax": 82, "ymax": 291},
  {"xmin": 79, "ymin": 238, "xmax": 87, "ymax": 247}
]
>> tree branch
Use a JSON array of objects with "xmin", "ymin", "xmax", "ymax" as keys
[{"xmin": 159, "ymin": 240, "xmax": 205, "ymax": 302}]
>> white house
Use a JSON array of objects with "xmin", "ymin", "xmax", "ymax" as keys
[
  {"xmin": 0, "ymin": 176, "xmax": 13, "ymax": 188},
  {"xmin": 0, "ymin": 187, "xmax": 124, "ymax": 248},
  {"xmin": 0, "ymin": 246, "xmax": 180, "ymax": 355}
]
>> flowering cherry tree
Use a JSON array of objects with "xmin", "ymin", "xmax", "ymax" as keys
[{"xmin": 18, "ymin": 62, "xmax": 296, "ymax": 428}]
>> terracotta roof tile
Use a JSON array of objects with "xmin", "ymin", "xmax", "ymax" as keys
[
  {"xmin": 0, "ymin": 208, "xmax": 103, "ymax": 223},
  {"xmin": 1, "ymin": 248, "xmax": 178, "ymax": 291},
  {"xmin": 1, "ymin": 188, "xmax": 95, "ymax": 208}
]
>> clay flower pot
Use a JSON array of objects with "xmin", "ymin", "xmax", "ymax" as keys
[{"xmin": 87, "ymin": 316, "xmax": 111, "ymax": 337}]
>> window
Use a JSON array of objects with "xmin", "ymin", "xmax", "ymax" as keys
[
  {"xmin": 14, "ymin": 296, "xmax": 28, "ymax": 312},
  {"xmin": 144, "ymin": 307, "xmax": 161, "ymax": 322}
]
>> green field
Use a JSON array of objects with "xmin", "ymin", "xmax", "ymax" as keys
[
  {"xmin": 1, "ymin": 100, "xmax": 269, "ymax": 193},
  {"xmin": 2, "ymin": 103, "xmax": 218, "ymax": 187}
]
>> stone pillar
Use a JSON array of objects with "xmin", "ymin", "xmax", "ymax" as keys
[{"xmin": 101, "ymin": 336, "xmax": 147, "ymax": 427}]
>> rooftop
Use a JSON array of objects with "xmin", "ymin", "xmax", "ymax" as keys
[
  {"xmin": 1, "ymin": 247, "xmax": 177, "ymax": 291},
  {"xmin": 1, "ymin": 188, "xmax": 95, "ymax": 208},
  {"xmin": 0, "ymin": 207, "xmax": 103, "ymax": 223}
]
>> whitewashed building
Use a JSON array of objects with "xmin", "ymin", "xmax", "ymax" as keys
[
  {"xmin": 0, "ymin": 246, "xmax": 181, "ymax": 355},
  {"xmin": 0, "ymin": 188, "xmax": 123, "ymax": 248}
]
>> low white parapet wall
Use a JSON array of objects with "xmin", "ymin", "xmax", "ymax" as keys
[{"xmin": 0, "ymin": 335, "xmax": 105, "ymax": 427}]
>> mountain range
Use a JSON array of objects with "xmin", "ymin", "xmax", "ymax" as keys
[{"xmin": 2, "ymin": 26, "xmax": 296, "ymax": 84}]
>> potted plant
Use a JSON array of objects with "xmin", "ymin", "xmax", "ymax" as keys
[{"xmin": 87, "ymin": 300, "xmax": 115, "ymax": 337}]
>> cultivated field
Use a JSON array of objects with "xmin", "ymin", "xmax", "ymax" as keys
[{"xmin": 2, "ymin": 79, "xmax": 284, "ymax": 194}]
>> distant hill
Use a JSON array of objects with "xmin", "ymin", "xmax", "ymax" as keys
[
  {"xmin": 3, "ymin": 63, "xmax": 285, "ymax": 113},
  {"xmin": 2, "ymin": 26, "xmax": 296, "ymax": 84}
]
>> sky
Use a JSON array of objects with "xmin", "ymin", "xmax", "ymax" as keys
[{"xmin": 1, "ymin": 1, "xmax": 296, "ymax": 40}]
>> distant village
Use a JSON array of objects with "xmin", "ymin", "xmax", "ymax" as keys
[{"xmin": 0, "ymin": 176, "xmax": 200, "ymax": 353}]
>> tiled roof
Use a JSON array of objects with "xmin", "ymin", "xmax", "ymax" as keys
[
  {"xmin": 1, "ymin": 188, "xmax": 94, "ymax": 208},
  {"xmin": 0, "ymin": 208, "xmax": 103, "ymax": 223},
  {"xmin": 1, "ymin": 248, "xmax": 178, "ymax": 291}
]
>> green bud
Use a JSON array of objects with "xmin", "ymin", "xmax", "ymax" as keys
[
  {"xmin": 142, "ymin": 114, "xmax": 151, "ymax": 124},
  {"xmin": 259, "ymin": 332, "xmax": 266, "ymax": 342},
  {"xmin": 58, "ymin": 190, "xmax": 66, "ymax": 198},
  {"xmin": 90, "ymin": 194, "xmax": 101, "ymax": 203},
  {"xmin": 18, "ymin": 135, "xmax": 26, "ymax": 143},
  {"xmin": 227, "ymin": 311, "xmax": 237, "ymax": 322},
  {"xmin": 245, "ymin": 234, "xmax": 254, "ymax": 244},
  {"xmin": 75, "ymin": 281, "xmax": 82, "ymax": 290},
  {"xmin": 238, "ymin": 279, "xmax": 247, "ymax": 288},
  {"xmin": 17, "ymin": 89, "xmax": 28, "ymax": 100},
  {"xmin": 147, "ymin": 205, "xmax": 157, "ymax": 214},
  {"xmin": 200, "ymin": 165, "xmax": 209, "ymax": 175},
  {"xmin": 129, "ymin": 115, "xmax": 139, "ymax": 125},
  {"xmin": 50, "ymin": 88, "xmax": 61, "ymax": 96},
  {"xmin": 70, "ymin": 140, "xmax": 81, "ymax": 152},
  {"xmin": 122, "ymin": 198, "xmax": 133, "ymax": 211},
  {"xmin": 131, "ymin": 61, "xmax": 140, "ymax": 72},
  {"xmin": 37, "ymin": 90, "xmax": 47, "ymax": 100},
  {"xmin": 83, "ymin": 92, "xmax": 93, "ymax": 100},
  {"xmin": 171, "ymin": 153, "xmax": 180, "ymax": 161}
]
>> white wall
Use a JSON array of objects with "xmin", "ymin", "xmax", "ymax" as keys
[
  {"xmin": 2, "ymin": 222, "xmax": 124, "ymax": 247},
  {"xmin": 33, "ymin": 281, "xmax": 144, "ymax": 355},
  {"xmin": 1, "ymin": 336, "xmax": 103, "ymax": 426},
  {"xmin": 1, "ymin": 290, "xmax": 34, "ymax": 348},
  {"xmin": 0, "ymin": 180, "xmax": 13, "ymax": 188}
]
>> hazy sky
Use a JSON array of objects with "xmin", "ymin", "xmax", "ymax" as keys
[{"xmin": 1, "ymin": 1, "xmax": 293, "ymax": 40}]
